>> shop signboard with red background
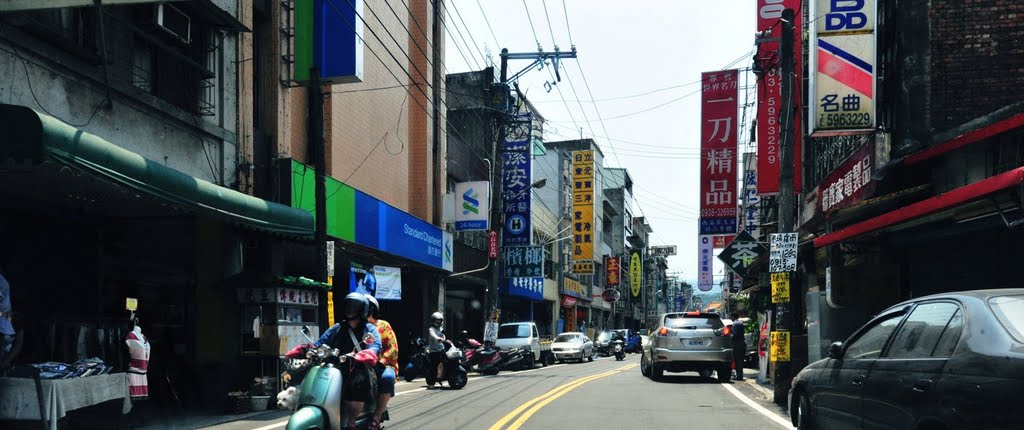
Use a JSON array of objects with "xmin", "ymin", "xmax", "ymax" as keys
[
  {"xmin": 604, "ymin": 256, "xmax": 621, "ymax": 286},
  {"xmin": 756, "ymin": 0, "xmax": 803, "ymax": 194},
  {"xmin": 699, "ymin": 70, "xmax": 740, "ymax": 235},
  {"xmin": 819, "ymin": 140, "xmax": 876, "ymax": 213}
]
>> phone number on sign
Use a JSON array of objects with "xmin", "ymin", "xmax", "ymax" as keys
[{"xmin": 819, "ymin": 112, "xmax": 871, "ymax": 128}]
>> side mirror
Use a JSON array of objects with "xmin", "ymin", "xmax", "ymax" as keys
[
  {"xmin": 828, "ymin": 341, "xmax": 844, "ymax": 359},
  {"xmin": 301, "ymin": 325, "xmax": 311, "ymax": 336}
]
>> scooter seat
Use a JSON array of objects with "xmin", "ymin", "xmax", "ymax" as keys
[{"xmin": 476, "ymin": 349, "xmax": 498, "ymax": 358}]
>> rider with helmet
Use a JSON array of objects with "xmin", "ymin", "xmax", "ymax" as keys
[
  {"xmin": 364, "ymin": 295, "xmax": 396, "ymax": 430},
  {"xmin": 313, "ymin": 293, "xmax": 382, "ymax": 429},
  {"xmin": 426, "ymin": 312, "xmax": 446, "ymax": 388}
]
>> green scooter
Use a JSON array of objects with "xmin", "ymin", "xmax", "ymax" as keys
[{"xmin": 279, "ymin": 326, "xmax": 387, "ymax": 430}]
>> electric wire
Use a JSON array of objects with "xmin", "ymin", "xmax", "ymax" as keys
[
  {"xmin": 447, "ymin": 0, "xmax": 489, "ymax": 67},
  {"xmin": 521, "ymin": 0, "xmax": 542, "ymax": 48},
  {"xmin": 476, "ymin": 0, "xmax": 501, "ymax": 49},
  {"xmin": 437, "ymin": 0, "xmax": 483, "ymax": 69}
]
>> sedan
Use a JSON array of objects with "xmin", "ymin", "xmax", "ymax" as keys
[
  {"xmin": 789, "ymin": 289, "xmax": 1024, "ymax": 430},
  {"xmin": 551, "ymin": 332, "xmax": 595, "ymax": 363}
]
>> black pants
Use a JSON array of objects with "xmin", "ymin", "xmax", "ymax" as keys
[
  {"xmin": 732, "ymin": 342, "xmax": 747, "ymax": 379},
  {"xmin": 427, "ymin": 351, "xmax": 444, "ymax": 382}
]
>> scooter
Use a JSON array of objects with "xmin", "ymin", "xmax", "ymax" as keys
[
  {"xmin": 611, "ymin": 339, "xmax": 626, "ymax": 361},
  {"xmin": 454, "ymin": 331, "xmax": 502, "ymax": 376},
  {"xmin": 402, "ymin": 337, "xmax": 468, "ymax": 389},
  {"xmin": 497, "ymin": 346, "xmax": 529, "ymax": 370},
  {"xmin": 278, "ymin": 326, "xmax": 387, "ymax": 430}
]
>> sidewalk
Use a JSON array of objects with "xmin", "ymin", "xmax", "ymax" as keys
[{"xmin": 730, "ymin": 367, "xmax": 792, "ymax": 425}]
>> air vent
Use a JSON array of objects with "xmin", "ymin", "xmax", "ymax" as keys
[{"xmin": 156, "ymin": 3, "xmax": 191, "ymax": 44}]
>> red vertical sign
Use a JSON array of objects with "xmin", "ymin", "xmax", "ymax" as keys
[
  {"xmin": 604, "ymin": 256, "xmax": 621, "ymax": 286},
  {"xmin": 699, "ymin": 70, "xmax": 740, "ymax": 235},
  {"xmin": 756, "ymin": 0, "xmax": 802, "ymax": 195}
]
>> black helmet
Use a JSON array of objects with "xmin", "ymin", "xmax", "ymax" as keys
[
  {"xmin": 429, "ymin": 311, "xmax": 444, "ymax": 327},
  {"xmin": 365, "ymin": 294, "xmax": 380, "ymax": 319},
  {"xmin": 343, "ymin": 293, "xmax": 369, "ymax": 321}
]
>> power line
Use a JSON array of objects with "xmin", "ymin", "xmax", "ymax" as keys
[
  {"xmin": 541, "ymin": 0, "xmax": 559, "ymax": 48},
  {"xmin": 521, "ymin": 0, "xmax": 542, "ymax": 49},
  {"xmin": 444, "ymin": 0, "xmax": 488, "ymax": 69},
  {"xmin": 561, "ymin": 0, "xmax": 574, "ymax": 47},
  {"xmin": 530, "ymin": 79, "xmax": 703, "ymax": 104},
  {"xmin": 476, "ymin": 0, "xmax": 501, "ymax": 49}
]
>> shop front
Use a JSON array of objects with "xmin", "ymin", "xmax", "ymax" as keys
[{"xmin": 560, "ymin": 276, "xmax": 590, "ymax": 333}]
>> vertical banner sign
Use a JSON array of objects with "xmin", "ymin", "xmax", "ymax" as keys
[
  {"xmin": 629, "ymin": 251, "xmax": 643, "ymax": 297},
  {"xmin": 572, "ymin": 150, "xmax": 596, "ymax": 262},
  {"xmin": 605, "ymin": 256, "xmax": 621, "ymax": 286},
  {"xmin": 756, "ymin": 0, "xmax": 803, "ymax": 194},
  {"xmin": 698, "ymin": 235, "xmax": 714, "ymax": 291},
  {"xmin": 503, "ymin": 115, "xmax": 533, "ymax": 247},
  {"xmin": 769, "ymin": 233, "xmax": 799, "ymax": 272},
  {"xmin": 741, "ymin": 153, "xmax": 762, "ymax": 238},
  {"xmin": 771, "ymin": 272, "xmax": 791, "ymax": 303},
  {"xmin": 700, "ymin": 70, "xmax": 740, "ymax": 235},
  {"xmin": 810, "ymin": 0, "xmax": 877, "ymax": 135},
  {"xmin": 454, "ymin": 181, "xmax": 490, "ymax": 231},
  {"xmin": 771, "ymin": 330, "xmax": 791, "ymax": 362}
]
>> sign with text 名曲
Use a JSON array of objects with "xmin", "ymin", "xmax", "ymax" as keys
[
  {"xmin": 629, "ymin": 250, "xmax": 643, "ymax": 297},
  {"xmin": 503, "ymin": 246, "xmax": 544, "ymax": 278},
  {"xmin": 756, "ymin": 0, "xmax": 803, "ymax": 194},
  {"xmin": 700, "ymin": 70, "xmax": 739, "ymax": 235},
  {"xmin": 572, "ymin": 261, "xmax": 595, "ymax": 274},
  {"xmin": 698, "ymin": 235, "xmax": 714, "ymax": 291},
  {"xmin": 453, "ymin": 181, "xmax": 489, "ymax": 231},
  {"xmin": 810, "ymin": 0, "xmax": 877, "ymax": 135},
  {"xmin": 572, "ymin": 150, "xmax": 596, "ymax": 261},
  {"xmin": 506, "ymin": 277, "xmax": 544, "ymax": 300},
  {"xmin": 604, "ymin": 256, "xmax": 621, "ymax": 286},
  {"xmin": 502, "ymin": 115, "xmax": 533, "ymax": 247},
  {"xmin": 819, "ymin": 140, "xmax": 875, "ymax": 212},
  {"xmin": 717, "ymin": 231, "xmax": 768, "ymax": 279},
  {"xmin": 771, "ymin": 272, "xmax": 790, "ymax": 303},
  {"xmin": 769, "ymin": 233, "xmax": 798, "ymax": 273}
]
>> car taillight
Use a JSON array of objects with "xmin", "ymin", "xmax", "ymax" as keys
[
  {"xmin": 717, "ymin": 326, "xmax": 732, "ymax": 337},
  {"xmin": 659, "ymin": 327, "xmax": 669, "ymax": 336},
  {"xmin": 686, "ymin": 311, "xmax": 700, "ymax": 316}
]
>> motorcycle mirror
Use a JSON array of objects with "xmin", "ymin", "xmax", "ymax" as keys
[
  {"xmin": 363, "ymin": 333, "xmax": 376, "ymax": 345},
  {"xmin": 300, "ymin": 326, "xmax": 316, "ymax": 343}
]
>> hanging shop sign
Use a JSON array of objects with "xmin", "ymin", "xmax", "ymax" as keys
[
  {"xmin": 503, "ymin": 115, "xmax": 533, "ymax": 247},
  {"xmin": 649, "ymin": 245, "xmax": 677, "ymax": 257},
  {"xmin": 717, "ymin": 231, "xmax": 768, "ymax": 279},
  {"xmin": 562, "ymin": 277, "xmax": 588, "ymax": 299},
  {"xmin": 771, "ymin": 272, "xmax": 791, "ymax": 303},
  {"xmin": 237, "ymin": 288, "xmax": 321, "ymax": 306},
  {"xmin": 698, "ymin": 235, "xmax": 714, "ymax": 291},
  {"xmin": 488, "ymin": 230, "xmax": 499, "ymax": 259},
  {"xmin": 771, "ymin": 330, "xmax": 791, "ymax": 362},
  {"xmin": 572, "ymin": 150, "xmax": 596, "ymax": 261},
  {"xmin": 819, "ymin": 140, "xmax": 876, "ymax": 212},
  {"xmin": 810, "ymin": 0, "xmax": 877, "ymax": 135},
  {"xmin": 453, "ymin": 181, "xmax": 490, "ymax": 231},
  {"xmin": 700, "ymin": 70, "xmax": 740, "ymax": 235},
  {"xmin": 769, "ymin": 233, "xmax": 799, "ymax": 273},
  {"xmin": 572, "ymin": 261, "xmax": 595, "ymax": 275},
  {"xmin": 629, "ymin": 250, "xmax": 643, "ymax": 297},
  {"xmin": 741, "ymin": 153, "xmax": 762, "ymax": 238},
  {"xmin": 294, "ymin": 0, "xmax": 364, "ymax": 83},
  {"xmin": 506, "ymin": 277, "xmax": 544, "ymax": 301},
  {"xmin": 503, "ymin": 245, "xmax": 545, "ymax": 278},
  {"xmin": 350, "ymin": 263, "xmax": 402, "ymax": 301},
  {"xmin": 756, "ymin": 0, "xmax": 803, "ymax": 194},
  {"xmin": 713, "ymin": 235, "xmax": 736, "ymax": 249},
  {"xmin": 561, "ymin": 295, "xmax": 578, "ymax": 308},
  {"xmin": 604, "ymin": 256, "xmax": 621, "ymax": 286}
]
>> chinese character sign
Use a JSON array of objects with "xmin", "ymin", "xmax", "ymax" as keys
[
  {"xmin": 629, "ymin": 251, "xmax": 643, "ymax": 297},
  {"xmin": 503, "ymin": 115, "xmax": 533, "ymax": 246},
  {"xmin": 717, "ymin": 231, "xmax": 767, "ymax": 279},
  {"xmin": 700, "ymin": 70, "xmax": 739, "ymax": 235},
  {"xmin": 811, "ymin": 0, "xmax": 876, "ymax": 134},
  {"xmin": 769, "ymin": 233, "xmax": 798, "ymax": 273},
  {"xmin": 741, "ymin": 153, "xmax": 762, "ymax": 238},
  {"xmin": 698, "ymin": 235, "xmax": 714, "ymax": 291},
  {"xmin": 506, "ymin": 277, "xmax": 544, "ymax": 301},
  {"xmin": 756, "ymin": 0, "xmax": 803, "ymax": 194},
  {"xmin": 503, "ymin": 246, "xmax": 544, "ymax": 278},
  {"xmin": 572, "ymin": 150, "xmax": 595, "ymax": 261},
  {"xmin": 770, "ymin": 330, "xmax": 791, "ymax": 362},
  {"xmin": 605, "ymin": 256, "xmax": 621, "ymax": 286},
  {"xmin": 819, "ymin": 140, "xmax": 876, "ymax": 212},
  {"xmin": 771, "ymin": 272, "xmax": 790, "ymax": 303},
  {"xmin": 573, "ymin": 261, "xmax": 595, "ymax": 275}
]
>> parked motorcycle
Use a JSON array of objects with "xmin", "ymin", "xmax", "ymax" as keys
[
  {"xmin": 402, "ymin": 337, "xmax": 468, "ymax": 389},
  {"xmin": 278, "ymin": 326, "xmax": 386, "ymax": 430},
  {"xmin": 497, "ymin": 346, "xmax": 529, "ymax": 370},
  {"xmin": 611, "ymin": 339, "xmax": 626, "ymax": 361},
  {"xmin": 454, "ymin": 331, "xmax": 502, "ymax": 376}
]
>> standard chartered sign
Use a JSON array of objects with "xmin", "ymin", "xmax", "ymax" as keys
[{"xmin": 454, "ymin": 181, "xmax": 490, "ymax": 231}]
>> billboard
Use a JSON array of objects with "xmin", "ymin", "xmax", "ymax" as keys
[
  {"xmin": 572, "ymin": 150, "xmax": 596, "ymax": 261},
  {"xmin": 350, "ymin": 263, "xmax": 402, "ymax": 301},
  {"xmin": 699, "ymin": 70, "xmax": 739, "ymax": 235},
  {"xmin": 502, "ymin": 115, "xmax": 533, "ymax": 246},
  {"xmin": 819, "ymin": 140, "xmax": 876, "ymax": 212},
  {"xmin": 756, "ymin": 0, "xmax": 803, "ymax": 194},
  {"xmin": 453, "ymin": 181, "xmax": 489, "ymax": 231},
  {"xmin": 810, "ymin": 0, "xmax": 877, "ymax": 135}
]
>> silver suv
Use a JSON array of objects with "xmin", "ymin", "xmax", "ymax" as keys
[{"xmin": 640, "ymin": 312, "xmax": 733, "ymax": 382}]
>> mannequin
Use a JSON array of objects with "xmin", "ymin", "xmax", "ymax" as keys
[{"xmin": 125, "ymin": 318, "xmax": 150, "ymax": 400}]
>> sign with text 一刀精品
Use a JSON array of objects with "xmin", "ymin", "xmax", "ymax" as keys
[
  {"xmin": 769, "ymin": 233, "xmax": 798, "ymax": 273},
  {"xmin": 810, "ymin": 0, "xmax": 877, "ymax": 135},
  {"xmin": 503, "ymin": 115, "xmax": 533, "ymax": 247},
  {"xmin": 700, "ymin": 70, "xmax": 740, "ymax": 235},
  {"xmin": 453, "ymin": 181, "xmax": 489, "ymax": 231}
]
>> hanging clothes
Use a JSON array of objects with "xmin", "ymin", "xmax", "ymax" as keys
[{"xmin": 125, "ymin": 326, "xmax": 150, "ymax": 399}]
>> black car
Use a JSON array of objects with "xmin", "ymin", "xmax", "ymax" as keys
[{"xmin": 789, "ymin": 289, "xmax": 1024, "ymax": 430}]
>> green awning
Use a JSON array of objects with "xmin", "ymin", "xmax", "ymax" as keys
[{"xmin": 0, "ymin": 104, "xmax": 313, "ymax": 239}]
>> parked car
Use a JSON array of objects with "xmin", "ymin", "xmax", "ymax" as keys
[
  {"xmin": 494, "ymin": 322, "xmax": 554, "ymax": 369},
  {"xmin": 551, "ymin": 332, "xmax": 595, "ymax": 363},
  {"xmin": 640, "ymin": 312, "xmax": 734, "ymax": 382},
  {"xmin": 789, "ymin": 289, "xmax": 1024, "ymax": 430}
]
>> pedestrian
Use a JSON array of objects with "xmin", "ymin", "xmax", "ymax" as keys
[
  {"xmin": 0, "ymin": 269, "xmax": 23, "ymax": 372},
  {"xmin": 730, "ymin": 312, "xmax": 746, "ymax": 381},
  {"xmin": 364, "ymin": 295, "xmax": 396, "ymax": 430}
]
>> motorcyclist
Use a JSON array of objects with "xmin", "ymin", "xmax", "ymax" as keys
[
  {"xmin": 364, "ymin": 295, "xmax": 396, "ymax": 430},
  {"xmin": 312, "ymin": 293, "xmax": 382, "ymax": 429},
  {"xmin": 426, "ymin": 312, "xmax": 446, "ymax": 388}
]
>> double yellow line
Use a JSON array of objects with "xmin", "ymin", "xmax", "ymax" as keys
[{"xmin": 488, "ymin": 363, "xmax": 637, "ymax": 430}]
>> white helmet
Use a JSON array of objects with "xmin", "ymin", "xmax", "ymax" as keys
[
  {"xmin": 365, "ymin": 294, "xmax": 380, "ymax": 318},
  {"xmin": 429, "ymin": 312, "xmax": 444, "ymax": 327}
]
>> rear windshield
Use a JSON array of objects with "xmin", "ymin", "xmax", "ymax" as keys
[
  {"xmin": 597, "ymin": 332, "xmax": 612, "ymax": 342},
  {"xmin": 989, "ymin": 295, "xmax": 1024, "ymax": 343},
  {"xmin": 498, "ymin": 324, "xmax": 531, "ymax": 339},
  {"xmin": 664, "ymin": 315, "xmax": 724, "ymax": 329},
  {"xmin": 554, "ymin": 334, "xmax": 579, "ymax": 342}
]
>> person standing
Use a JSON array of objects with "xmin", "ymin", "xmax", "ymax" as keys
[
  {"xmin": 364, "ymin": 295, "xmax": 396, "ymax": 430},
  {"xmin": 730, "ymin": 312, "xmax": 746, "ymax": 381}
]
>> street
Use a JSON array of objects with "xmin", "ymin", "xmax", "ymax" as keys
[{"xmin": 207, "ymin": 356, "xmax": 791, "ymax": 430}]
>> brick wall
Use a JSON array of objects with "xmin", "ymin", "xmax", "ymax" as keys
[{"xmin": 931, "ymin": 0, "xmax": 1024, "ymax": 132}]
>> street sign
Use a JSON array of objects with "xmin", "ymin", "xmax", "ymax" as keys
[
  {"xmin": 503, "ymin": 246, "xmax": 544, "ymax": 278},
  {"xmin": 769, "ymin": 233, "xmax": 798, "ymax": 273},
  {"xmin": 771, "ymin": 272, "xmax": 790, "ymax": 303},
  {"xmin": 488, "ymin": 231, "xmax": 498, "ymax": 259},
  {"xmin": 717, "ymin": 231, "xmax": 768, "ymax": 278}
]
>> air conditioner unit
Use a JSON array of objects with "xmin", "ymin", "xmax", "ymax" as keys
[{"xmin": 156, "ymin": 3, "xmax": 191, "ymax": 44}]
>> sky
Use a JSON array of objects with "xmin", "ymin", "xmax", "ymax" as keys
[{"xmin": 444, "ymin": 0, "xmax": 757, "ymax": 292}]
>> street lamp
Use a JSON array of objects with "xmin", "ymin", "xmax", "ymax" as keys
[{"xmin": 509, "ymin": 178, "xmax": 548, "ymax": 199}]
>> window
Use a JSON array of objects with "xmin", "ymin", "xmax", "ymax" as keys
[
  {"xmin": 554, "ymin": 334, "xmax": 579, "ymax": 343},
  {"xmin": 932, "ymin": 309, "xmax": 963, "ymax": 357},
  {"xmin": 498, "ymin": 324, "xmax": 530, "ymax": 339},
  {"xmin": 663, "ymin": 316, "xmax": 724, "ymax": 330},
  {"xmin": 844, "ymin": 313, "xmax": 904, "ymax": 360},
  {"xmin": 886, "ymin": 302, "xmax": 960, "ymax": 359},
  {"xmin": 990, "ymin": 295, "xmax": 1024, "ymax": 343}
]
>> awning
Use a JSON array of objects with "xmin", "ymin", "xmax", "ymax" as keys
[
  {"xmin": 0, "ymin": 105, "xmax": 313, "ymax": 239},
  {"xmin": 814, "ymin": 166, "xmax": 1024, "ymax": 248},
  {"xmin": 905, "ymin": 108, "xmax": 1024, "ymax": 166}
]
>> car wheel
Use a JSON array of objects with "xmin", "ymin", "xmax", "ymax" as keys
[
  {"xmin": 717, "ymin": 365, "xmax": 731, "ymax": 383},
  {"xmin": 650, "ymin": 358, "xmax": 663, "ymax": 381},
  {"xmin": 524, "ymin": 354, "xmax": 535, "ymax": 369},
  {"xmin": 640, "ymin": 354, "xmax": 651, "ymax": 376},
  {"xmin": 698, "ymin": 369, "xmax": 714, "ymax": 379},
  {"xmin": 794, "ymin": 392, "xmax": 816, "ymax": 430},
  {"xmin": 587, "ymin": 348, "xmax": 594, "ymax": 362}
]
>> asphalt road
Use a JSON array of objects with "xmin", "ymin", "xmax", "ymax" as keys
[{"xmin": 206, "ymin": 355, "xmax": 792, "ymax": 430}]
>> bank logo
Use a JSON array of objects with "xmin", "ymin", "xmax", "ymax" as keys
[{"xmin": 462, "ymin": 188, "xmax": 480, "ymax": 215}]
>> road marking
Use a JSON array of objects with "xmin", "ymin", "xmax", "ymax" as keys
[
  {"xmin": 721, "ymin": 383, "xmax": 793, "ymax": 429},
  {"xmin": 395, "ymin": 387, "xmax": 427, "ymax": 396},
  {"xmin": 488, "ymin": 363, "xmax": 637, "ymax": 430}
]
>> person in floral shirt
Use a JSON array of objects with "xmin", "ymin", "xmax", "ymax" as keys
[{"xmin": 364, "ymin": 295, "xmax": 397, "ymax": 430}]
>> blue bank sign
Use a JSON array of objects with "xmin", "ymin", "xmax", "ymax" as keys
[
  {"xmin": 454, "ymin": 181, "xmax": 489, "ymax": 231},
  {"xmin": 355, "ymin": 191, "xmax": 452, "ymax": 271}
]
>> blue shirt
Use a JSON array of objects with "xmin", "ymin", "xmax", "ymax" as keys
[
  {"xmin": 314, "ymin": 322, "xmax": 382, "ymax": 355},
  {"xmin": 732, "ymin": 320, "xmax": 746, "ymax": 343}
]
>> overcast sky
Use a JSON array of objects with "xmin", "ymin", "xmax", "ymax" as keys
[{"xmin": 444, "ymin": 0, "xmax": 757, "ymax": 293}]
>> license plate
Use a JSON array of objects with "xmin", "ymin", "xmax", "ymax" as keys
[{"xmin": 684, "ymin": 339, "xmax": 707, "ymax": 346}]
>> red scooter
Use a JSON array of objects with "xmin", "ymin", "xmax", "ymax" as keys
[{"xmin": 455, "ymin": 331, "xmax": 503, "ymax": 376}]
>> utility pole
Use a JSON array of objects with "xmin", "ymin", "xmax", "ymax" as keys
[
  {"xmin": 309, "ymin": 68, "xmax": 327, "ymax": 283},
  {"xmin": 774, "ymin": 8, "xmax": 796, "ymax": 405}
]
